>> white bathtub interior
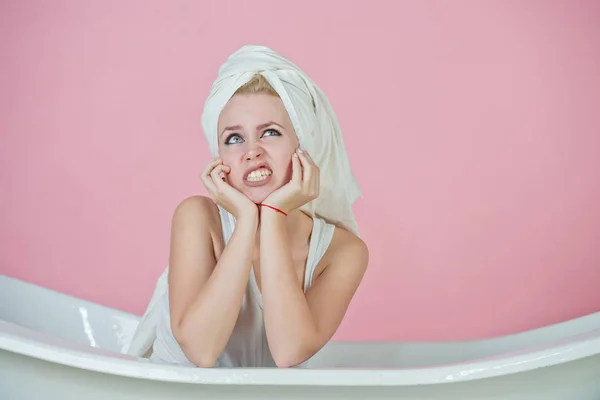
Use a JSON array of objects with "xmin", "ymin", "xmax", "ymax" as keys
[
  {"xmin": 1, "ymin": 274, "xmax": 599, "ymax": 370},
  {"xmin": 2, "ymin": 275, "xmax": 600, "ymax": 400}
]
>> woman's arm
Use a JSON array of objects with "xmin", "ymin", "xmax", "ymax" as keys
[
  {"xmin": 168, "ymin": 195, "xmax": 258, "ymax": 367},
  {"xmin": 259, "ymin": 209, "xmax": 368, "ymax": 368}
]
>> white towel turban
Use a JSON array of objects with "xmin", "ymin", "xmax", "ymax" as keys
[{"xmin": 201, "ymin": 45, "xmax": 362, "ymax": 236}]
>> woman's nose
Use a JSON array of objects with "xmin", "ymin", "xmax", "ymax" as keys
[{"xmin": 244, "ymin": 144, "xmax": 263, "ymax": 161}]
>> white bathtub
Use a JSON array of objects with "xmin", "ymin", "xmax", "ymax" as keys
[{"xmin": 1, "ymin": 275, "xmax": 599, "ymax": 399}]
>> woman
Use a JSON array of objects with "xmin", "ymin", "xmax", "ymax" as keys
[{"xmin": 127, "ymin": 45, "xmax": 368, "ymax": 368}]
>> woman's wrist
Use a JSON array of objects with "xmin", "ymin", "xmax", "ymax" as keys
[
  {"xmin": 259, "ymin": 205, "xmax": 288, "ymax": 231},
  {"xmin": 237, "ymin": 206, "xmax": 260, "ymax": 227},
  {"xmin": 259, "ymin": 203, "xmax": 288, "ymax": 217},
  {"xmin": 259, "ymin": 204, "xmax": 287, "ymax": 220}
]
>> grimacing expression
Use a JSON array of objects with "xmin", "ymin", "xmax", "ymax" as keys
[{"xmin": 217, "ymin": 93, "xmax": 300, "ymax": 204}]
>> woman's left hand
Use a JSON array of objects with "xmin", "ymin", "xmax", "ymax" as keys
[{"xmin": 262, "ymin": 148, "xmax": 319, "ymax": 215}]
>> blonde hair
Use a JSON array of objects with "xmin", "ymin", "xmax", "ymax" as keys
[{"xmin": 233, "ymin": 74, "xmax": 279, "ymax": 97}]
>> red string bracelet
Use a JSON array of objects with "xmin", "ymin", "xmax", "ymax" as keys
[{"xmin": 260, "ymin": 204, "xmax": 287, "ymax": 216}]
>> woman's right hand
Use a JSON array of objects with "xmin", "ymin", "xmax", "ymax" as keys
[{"xmin": 200, "ymin": 158, "xmax": 258, "ymax": 221}]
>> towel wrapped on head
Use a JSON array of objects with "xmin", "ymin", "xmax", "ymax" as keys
[{"xmin": 201, "ymin": 45, "xmax": 362, "ymax": 236}]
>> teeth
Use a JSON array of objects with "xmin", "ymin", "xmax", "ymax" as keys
[{"xmin": 246, "ymin": 168, "xmax": 272, "ymax": 182}]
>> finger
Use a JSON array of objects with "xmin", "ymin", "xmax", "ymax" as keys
[
  {"xmin": 200, "ymin": 158, "xmax": 223, "ymax": 194},
  {"xmin": 299, "ymin": 148, "xmax": 315, "ymax": 164},
  {"xmin": 212, "ymin": 164, "xmax": 230, "ymax": 180},
  {"xmin": 201, "ymin": 158, "xmax": 222, "ymax": 179},
  {"xmin": 298, "ymin": 149, "xmax": 320, "ymax": 197},
  {"xmin": 220, "ymin": 165, "xmax": 231, "ymax": 176},
  {"xmin": 291, "ymin": 151, "xmax": 302, "ymax": 184},
  {"xmin": 210, "ymin": 164, "xmax": 229, "ymax": 184},
  {"xmin": 201, "ymin": 172, "xmax": 217, "ymax": 195},
  {"xmin": 297, "ymin": 149, "xmax": 313, "ymax": 183},
  {"xmin": 210, "ymin": 165, "xmax": 238, "ymax": 199}
]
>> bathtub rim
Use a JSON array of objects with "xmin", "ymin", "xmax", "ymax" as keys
[{"xmin": 1, "ymin": 319, "xmax": 599, "ymax": 387}]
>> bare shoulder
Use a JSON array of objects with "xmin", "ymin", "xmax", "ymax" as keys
[
  {"xmin": 332, "ymin": 227, "xmax": 369, "ymax": 266},
  {"xmin": 318, "ymin": 226, "xmax": 369, "ymax": 278},
  {"xmin": 170, "ymin": 195, "xmax": 223, "ymax": 250},
  {"xmin": 173, "ymin": 195, "xmax": 217, "ymax": 218},
  {"xmin": 172, "ymin": 195, "xmax": 220, "ymax": 228}
]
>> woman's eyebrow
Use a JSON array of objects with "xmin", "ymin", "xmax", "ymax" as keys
[
  {"xmin": 221, "ymin": 121, "xmax": 284, "ymax": 138},
  {"xmin": 221, "ymin": 124, "xmax": 243, "ymax": 138},
  {"xmin": 256, "ymin": 121, "xmax": 284, "ymax": 131}
]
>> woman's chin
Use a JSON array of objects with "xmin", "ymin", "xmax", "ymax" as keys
[
  {"xmin": 242, "ymin": 186, "xmax": 274, "ymax": 204},
  {"xmin": 234, "ymin": 177, "xmax": 286, "ymax": 204}
]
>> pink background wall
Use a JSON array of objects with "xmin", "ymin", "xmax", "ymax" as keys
[{"xmin": 2, "ymin": 0, "xmax": 600, "ymax": 342}]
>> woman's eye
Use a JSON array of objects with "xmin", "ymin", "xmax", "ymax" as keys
[
  {"xmin": 226, "ymin": 134, "xmax": 243, "ymax": 144},
  {"xmin": 262, "ymin": 129, "xmax": 281, "ymax": 138}
]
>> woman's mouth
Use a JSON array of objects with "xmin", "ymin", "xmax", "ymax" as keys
[{"xmin": 244, "ymin": 167, "xmax": 273, "ymax": 186}]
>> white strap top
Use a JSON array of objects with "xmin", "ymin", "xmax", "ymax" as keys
[{"xmin": 127, "ymin": 205, "xmax": 335, "ymax": 368}]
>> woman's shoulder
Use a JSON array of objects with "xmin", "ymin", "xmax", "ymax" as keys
[
  {"xmin": 173, "ymin": 194, "xmax": 219, "ymax": 217},
  {"xmin": 330, "ymin": 225, "xmax": 368, "ymax": 262},
  {"xmin": 316, "ymin": 221, "xmax": 369, "ymax": 277},
  {"xmin": 171, "ymin": 195, "xmax": 223, "ymax": 234}
]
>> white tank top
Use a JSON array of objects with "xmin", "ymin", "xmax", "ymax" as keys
[{"xmin": 127, "ymin": 205, "xmax": 335, "ymax": 368}]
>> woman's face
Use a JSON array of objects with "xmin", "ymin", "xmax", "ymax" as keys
[{"xmin": 217, "ymin": 93, "xmax": 300, "ymax": 204}]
